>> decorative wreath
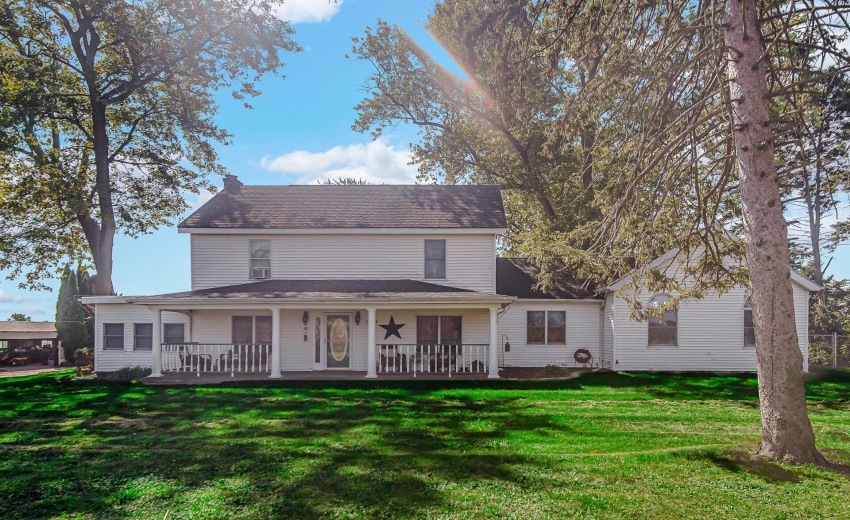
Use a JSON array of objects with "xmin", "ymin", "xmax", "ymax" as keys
[{"xmin": 574, "ymin": 348, "xmax": 592, "ymax": 364}]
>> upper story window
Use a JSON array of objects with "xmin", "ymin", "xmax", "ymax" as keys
[
  {"xmin": 526, "ymin": 311, "xmax": 566, "ymax": 345},
  {"xmin": 424, "ymin": 239, "xmax": 446, "ymax": 279},
  {"xmin": 648, "ymin": 295, "xmax": 677, "ymax": 346},
  {"xmin": 250, "ymin": 240, "xmax": 271, "ymax": 280},
  {"xmin": 744, "ymin": 299, "xmax": 755, "ymax": 347}
]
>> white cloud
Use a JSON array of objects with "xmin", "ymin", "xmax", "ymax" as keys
[
  {"xmin": 260, "ymin": 139, "xmax": 419, "ymax": 184},
  {"xmin": 274, "ymin": 0, "xmax": 342, "ymax": 24},
  {"xmin": 0, "ymin": 290, "xmax": 37, "ymax": 304}
]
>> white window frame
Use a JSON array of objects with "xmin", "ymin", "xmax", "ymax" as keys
[
  {"xmin": 424, "ymin": 239, "xmax": 447, "ymax": 279},
  {"xmin": 103, "ymin": 323, "xmax": 125, "ymax": 350},
  {"xmin": 134, "ymin": 323, "xmax": 153, "ymax": 351},
  {"xmin": 415, "ymin": 315, "xmax": 463, "ymax": 345},
  {"xmin": 249, "ymin": 239, "xmax": 271, "ymax": 280},
  {"xmin": 526, "ymin": 310, "xmax": 566, "ymax": 346},
  {"xmin": 164, "ymin": 323, "xmax": 185, "ymax": 345},
  {"xmin": 232, "ymin": 315, "xmax": 273, "ymax": 345},
  {"xmin": 743, "ymin": 299, "xmax": 756, "ymax": 348},
  {"xmin": 647, "ymin": 294, "xmax": 678, "ymax": 347}
]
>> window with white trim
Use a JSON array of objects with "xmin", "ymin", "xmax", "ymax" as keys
[
  {"xmin": 416, "ymin": 316, "xmax": 462, "ymax": 345},
  {"xmin": 744, "ymin": 299, "xmax": 755, "ymax": 347},
  {"xmin": 164, "ymin": 323, "xmax": 185, "ymax": 345},
  {"xmin": 232, "ymin": 316, "xmax": 273, "ymax": 344},
  {"xmin": 648, "ymin": 295, "xmax": 677, "ymax": 346},
  {"xmin": 526, "ymin": 311, "xmax": 566, "ymax": 345},
  {"xmin": 134, "ymin": 323, "xmax": 153, "ymax": 350},
  {"xmin": 424, "ymin": 239, "xmax": 446, "ymax": 279},
  {"xmin": 250, "ymin": 240, "xmax": 271, "ymax": 279},
  {"xmin": 103, "ymin": 323, "xmax": 124, "ymax": 350}
]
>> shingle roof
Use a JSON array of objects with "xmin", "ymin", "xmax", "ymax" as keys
[
  {"xmin": 179, "ymin": 182, "xmax": 507, "ymax": 230},
  {"xmin": 0, "ymin": 321, "xmax": 56, "ymax": 333},
  {"xmin": 128, "ymin": 279, "xmax": 512, "ymax": 303},
  {"xmin": 496, "ymin": 258, "xmax": 601, "ymax": 300}
]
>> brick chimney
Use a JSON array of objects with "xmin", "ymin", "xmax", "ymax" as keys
[{"xmin": 223, "ymin": 174, "xmax": 243, "ymax": 192}]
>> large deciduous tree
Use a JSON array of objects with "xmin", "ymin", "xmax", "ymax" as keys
[
  {"xmin": 354, "ymin": 0, "xmax": 850, "ymax": 465},
  {"xmin": 0, "ymin": 0, "xmax": 299, "ymax": 295}
]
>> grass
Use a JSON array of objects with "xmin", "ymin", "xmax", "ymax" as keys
[{"xmin": 0, "ymin": 370, "xmax": 849, "ymax": 519}]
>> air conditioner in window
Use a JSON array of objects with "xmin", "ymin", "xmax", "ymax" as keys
[{"xmin": 251, "ymin": 267, "xmax": 270, "ymax": 279}]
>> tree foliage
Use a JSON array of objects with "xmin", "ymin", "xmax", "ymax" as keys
[
  {"xmin": 8, "ymin": 313, "xmax": 31, "ymax": 321},
  {"xmin": 0, "ymin": 0, "xmax": 300, "ymax": 294},
  {"xmin": 55, "ymin": 264, "xmax": 87, "ymax": 360},
  {"xmin": 353, "ymin": 0, "xmax": 850, "ymax": 465}
]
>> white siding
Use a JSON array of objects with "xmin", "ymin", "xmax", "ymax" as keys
[
  {"xmin": 602, "ymin": 294, "xmax": 614, "ymax": 369},
  {"xmin": 94, "ymin": 304, "xmax": 189, "ymax": 372},
  {"xmin": 611, "ymin": 283, "xmax": 811, "ymax": 372},
  {"xmin": 190, "ymin": 233, "xmax": 496, "ymax": 292},
  {"xmin": 794, "ymin": 283, "xmax": 810, "ymax": 373},
  {"xmin": 497, "ymin": 301, "xmax": 603, "ymax": 368}
]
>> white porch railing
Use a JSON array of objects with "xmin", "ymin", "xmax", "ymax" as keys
[
  {"xmin": 161, "ymin": 343, "xmax": 271, "ymax": 376},
  {"xmin": 377, "ymin": 344, "xmax": 490, "ymax": 376}
]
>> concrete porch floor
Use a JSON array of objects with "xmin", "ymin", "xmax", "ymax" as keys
[{"xmin": 143, "ymin": 370, "xmax": 492, "ymax": 385}]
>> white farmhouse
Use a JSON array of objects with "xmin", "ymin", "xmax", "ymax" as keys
[{"xmin": 83, "ymin": 177, "xmax": 819, "ymax": 378}]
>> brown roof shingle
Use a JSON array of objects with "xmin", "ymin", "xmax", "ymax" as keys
[
  {"xmin": 128, "ymin": 279, "xmax": 510, "ymax": 303},
  {"xmin": 496, "ymin": 258, "xmax": 600, "ymax": 300},
  {"xmin": 0, "ymin": 321, "xmax": 56, "ymax": 333},
  {"xmin": 179, "ymin": 183, "xmax": 507, "ymax": 230}
]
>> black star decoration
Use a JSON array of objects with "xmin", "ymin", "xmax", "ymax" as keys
[{"xmin": 379, "ymin": 316, "xmax": 405, "ymax": 340}]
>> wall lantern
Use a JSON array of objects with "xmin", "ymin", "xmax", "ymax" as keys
[
  {"xmin": 354, "ymin": 311, "xmax": 361, "ymax": 325},
  {"xmin": 502, "ymin": 334, "xmax": 511, "ymax": 352},
  {"xmin": 302, "ymin": 311, "xmax": 309, "ymax": 325}
]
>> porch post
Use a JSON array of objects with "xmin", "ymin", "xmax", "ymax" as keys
[
  {"xmin": 366, "ymin": 308, "xmax": 377, "ymax": 378},
  {"xmin": 270, "ymin": 308, "xmax": 281, "ymax": 378},
  {"xmin": 150, "ymin": 308, "xmax": 163, "ymax": 377},
  {"xmin": 488, "ymin": 306, "xmax": 499, "ymax": 379}
]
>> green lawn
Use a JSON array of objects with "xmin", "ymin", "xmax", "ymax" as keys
[{"xmin": 1, "ymin": 371, "xmax": 849, "ymax": 519}]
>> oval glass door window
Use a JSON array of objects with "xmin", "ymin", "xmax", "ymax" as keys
[{"xmin": 327, "ymin": 315, "xmax": 351, "ymax": 368}]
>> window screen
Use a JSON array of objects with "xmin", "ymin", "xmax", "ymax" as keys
[
  {"xmin": 134, "ymin": 323, "xmax": 153, "ymax": 350},
  {"xmin": 104, "ymin": 323, "xmax": 124, "ymax": 350},
  {"xmin": 424, "ymin": 240, "xmax": 446, "ymax": 278}
]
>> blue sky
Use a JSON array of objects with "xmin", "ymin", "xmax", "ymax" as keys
[{"xmin": 0, "ymin": 0, "xmax": 848, "ymax": 320}]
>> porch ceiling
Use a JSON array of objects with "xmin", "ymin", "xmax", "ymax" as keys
[{"xmin": 125, "ymin": 279, "xmax": 514, "ymax": 307}]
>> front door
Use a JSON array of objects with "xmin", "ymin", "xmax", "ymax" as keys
[{"xmin": 325, "ymin": 314, "xmax": 351, "ymax": 369}]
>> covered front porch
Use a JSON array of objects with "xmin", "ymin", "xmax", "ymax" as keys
[{"xmin": 125, "ymin": 279, "xmax": 514, "ymax": 380}]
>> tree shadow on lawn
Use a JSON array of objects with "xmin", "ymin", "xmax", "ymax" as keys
[
  {"xmin": 204, "ymin": 369, "xmax": 849, "ymax": 402},
  {"xmin": 0, "ymin": 376, "xmax": 572, "ymax": 519},
  {"xmin": 2, "ymin": 370, "xmax": 848, "ymax": 518},
  {"xmin": 684, "ymin": 449, "xmax": 801, "ymax": 483}
]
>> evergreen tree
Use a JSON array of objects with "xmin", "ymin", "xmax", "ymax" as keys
[
  {"xmin": 55, "ymin": 266, "xmax": 88, "ymax": 361},
  {"xmin": 76, "ymin": 267, "xmax": 94, "ymax": 345}
]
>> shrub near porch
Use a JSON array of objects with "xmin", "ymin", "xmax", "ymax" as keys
[{"xmin": 0, "ymin": 371, "xmax": 849, "ymax": 519}]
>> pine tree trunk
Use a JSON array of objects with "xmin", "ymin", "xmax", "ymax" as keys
[{"xmin": 724, "ymin": 0, "xmax": 826, "ymax": 464}]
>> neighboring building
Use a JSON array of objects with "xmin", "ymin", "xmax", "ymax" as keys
[
  {"xmin": 0, "ymin": 321, "xmax": 58, "ymax": 366},
  {"xmin": 0, "ymin": 321, "xmax": 57, "ymax": 350},
  {"xmin": 82, "ymin": 177, "xmax": 818, "ymax": 377}
]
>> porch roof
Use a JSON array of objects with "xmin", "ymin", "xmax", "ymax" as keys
[{"xmin": 124, "ymin": 279, "xmax": 514, "ymax": 306}]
